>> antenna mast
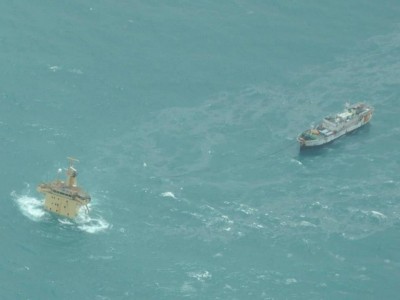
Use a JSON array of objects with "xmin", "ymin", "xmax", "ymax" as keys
[{"xmin": 66, "ymin": 157, "xmax": 79, "ymax": 187}]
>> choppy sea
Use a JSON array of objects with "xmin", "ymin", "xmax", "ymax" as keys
[{"xmin": 1, "ymin": 1, "xmax": 400, "ymax": 299}]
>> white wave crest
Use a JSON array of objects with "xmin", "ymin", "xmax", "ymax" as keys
[
  {"xmin": 369, "ymin": 210, "xmax": 387, "ymax": 220},
  {"xmin": 291, "ymin": 158, "xmax": 303, "ymax": 165},
  {"xmin": 299, "ymin": 220, "xmax": 317, "ymax": 227},
  {"xmin": 188, "ymin": 270, "xmax": 212, "ymax": 282},
  {"xmin": 160, "ymin": 191, "xmax": 176, "ymax": 199}
]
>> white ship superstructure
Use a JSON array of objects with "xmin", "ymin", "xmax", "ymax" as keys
[{"xmin": 298, "ymin": 103, "xmax": 374, "ymax": 148}]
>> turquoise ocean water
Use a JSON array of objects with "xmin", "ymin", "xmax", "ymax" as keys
[{"xmin": 1, "ymin": 1, "xmax": 400, "ymax": 299}]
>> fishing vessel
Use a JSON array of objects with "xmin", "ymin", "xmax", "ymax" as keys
[
  {"xmin": 297, "ymin": 103, "xmax": 374, "ymax": 148},
  {"xmin": 37, "ymin": 157, "xmax": 91, "ymax": 218}
]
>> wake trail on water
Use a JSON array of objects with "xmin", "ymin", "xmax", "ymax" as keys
[{"xmin": 11, "ymin": 190, "xmax": 110, "ymax": 234}]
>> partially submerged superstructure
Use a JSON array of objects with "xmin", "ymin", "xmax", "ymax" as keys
[
  {"xmin": 297, "ymin": 103, "xmax": 374, "ymax": 148},
  {"xmin": 37, "ymin": 157, "xmax": 91, "ymax": 218}
]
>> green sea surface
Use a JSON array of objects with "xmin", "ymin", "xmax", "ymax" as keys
[{"xmin": 1, "ymin": 1, "xmax": 400, "ymax": 299}]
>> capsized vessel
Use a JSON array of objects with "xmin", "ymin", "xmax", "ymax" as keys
[
  {"xmin": 297, "ymin": 103, "xmax": 374, "ymax": 148},
  {"xmin": 37, "ymin": 157, "xmax": 91, "ymax": 218}
]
